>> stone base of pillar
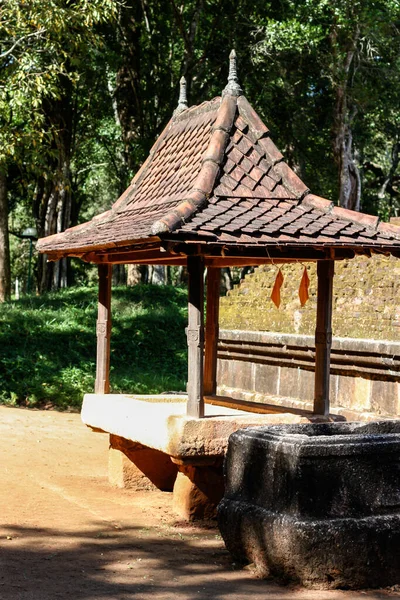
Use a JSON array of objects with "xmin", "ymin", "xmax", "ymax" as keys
[
  {"xmin": 108, "ymin": 435, "xmax": 178, "ymax": 491},
  {"xmin": 172, "ymin": 460, "xmax": 224, "ymax": 521}
]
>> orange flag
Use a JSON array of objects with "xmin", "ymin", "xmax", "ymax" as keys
[
  {"xmin": 271, "ymin": 268, "xmax": 284, "ymax": 308},
  {"xmin": 299, "ymin": 266, "xmax": 310, "ymax": 307}
]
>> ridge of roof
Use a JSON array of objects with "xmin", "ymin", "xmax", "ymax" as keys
[
  {"xmin": 303, "ymin": 194, "xmax": 383, "ymax": 233},
  {"xmin": 172, "ymin": 96, "xmax": 221, "ymax": 123},
  {"xmin": 150, "ymin": 94, "xmax": 238, "ymax": 235}
]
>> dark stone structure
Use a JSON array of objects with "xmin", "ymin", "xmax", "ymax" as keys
[{"xmin": 218, "ymin": 421, "xmax": 400, "ymax": 589}]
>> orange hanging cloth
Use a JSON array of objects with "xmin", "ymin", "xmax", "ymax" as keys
[
  {"xmin": 271, "ymin": 268, "xmax": 284, "ymax": 308},
  {"xmin": 298, "ymin": 266, "xmax": 310, "ymax": 307}
]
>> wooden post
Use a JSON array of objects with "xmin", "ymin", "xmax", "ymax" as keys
[
  {"xmin": 187, "ymin": 255, "xmax": 205, "ymax": 418},
  {"xmin": 204, "ymin": 267, "xmax": 221, "ymax": 396},
  {"xmin": 95, "ymin": 264, "xmax": 112, "ymax": 394},
  {"xmin": 314, "ymin": 260, "xmax": 334, "ymax": 415}
]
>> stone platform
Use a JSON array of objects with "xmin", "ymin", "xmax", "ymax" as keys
[
  {"xmin": 218, "ymin": 421, "xmax": 400, "ymax": 589},
  {"xmin": 81, "ymin": 393, "xmax": 329, "ymax": 520}
]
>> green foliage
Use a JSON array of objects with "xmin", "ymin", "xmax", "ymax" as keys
[
  {"xmin": 0, "ymin": 285, "xmax": 188, "ymax": 409},
  {"xmin": 251, "ymin": 0, "xmax": 400, "ymax": 210},
  {"xmin": 0, "ymin": 0, "xmax": 117, "ymax": 162}
]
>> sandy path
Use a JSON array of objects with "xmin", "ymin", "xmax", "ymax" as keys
[{"xmin": 0, "ymin": 405, "xmax": 399, "ymax": 600}]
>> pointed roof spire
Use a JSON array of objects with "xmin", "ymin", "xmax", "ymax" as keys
[
  {"xmin": 174, "ymin": 76, "xmax": 188, "ymax": 115},
  {"xmin": 222, "ymin": 49, "xmax": 243, "ymax": 97}
]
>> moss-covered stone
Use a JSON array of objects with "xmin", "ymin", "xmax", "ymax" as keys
[{"xmin": 220, "ymin": 255, "xmax": 400, "ymax": 341}]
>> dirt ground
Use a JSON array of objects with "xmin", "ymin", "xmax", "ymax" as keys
[{"xmin": 1, "ymin": 406, "xmax": 400, "ymax": 600}]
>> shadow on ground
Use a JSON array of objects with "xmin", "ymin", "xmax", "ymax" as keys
[
  {"xmin": 0, "ymin": 521, "xmax": 268, "ymax": 600},
  {"xmin": 0, "ymin": 521, "xmax": 397, "ymax": 600}
]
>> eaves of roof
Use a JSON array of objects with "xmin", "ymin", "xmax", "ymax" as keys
[{"xmin": 37, "ymin": 86, "xmax": 400, "ymax": 261}]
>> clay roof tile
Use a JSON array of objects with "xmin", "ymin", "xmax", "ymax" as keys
[{"xmin": 37, "ymin": 87, "xmax": 400, "ymax": 258}]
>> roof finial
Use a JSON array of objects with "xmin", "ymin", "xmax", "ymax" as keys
[
  {"xmin": 222, "ymin": 49, "xmax": 243, "ymax": 97},
  {"xmin": 174, "ymin": 76, "xmax": 188, "ymax": 115}
]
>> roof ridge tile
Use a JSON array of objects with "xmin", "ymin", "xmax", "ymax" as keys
[
  {"xmin": 302, "ymin": 194, "xmax": 334, "ymax": 212},
  {"xmin": 331, "ymin": 205, "xmax": 379, "ymax": 230},
  {"xmin": 272, "ymin": 161, "xmax": 309, "ymax": 199},
  {"xmin": 257, "ymin": 137, "xmax": 284, "ymax": 166},
  {"xmin": 378, "ymin": 221, "xmax": 400, "ymax": 239},
  {"xmin": 150, "ymin": 94, "xmax": 238, "ymax": 235},
  {"xmin": 237, "ymin": 96, "xmax": 269, "ymax": 140},
  {"xmin": 172, "ymin": 97, "xmax": 221, "ymax": 123}
]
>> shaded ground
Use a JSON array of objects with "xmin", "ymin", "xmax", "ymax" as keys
[{"xmin": 0, "ymin": 405, "xmax": 399, "ymax": 600}]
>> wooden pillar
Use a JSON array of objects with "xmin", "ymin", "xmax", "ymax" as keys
[
  {"xmin": 204, "ymin": 267, "xmax": 221, "ymax": 396},
  {"xmin": 95, "ymin": 264, "xmax": 112, "ymax": 394},
  {"xmin": 187, "ymin": 255, "xmax": 205, "ymax": 418},
  {"xmin": 314, "ymin": 260, "xmax": 334, "ymax": 415}
]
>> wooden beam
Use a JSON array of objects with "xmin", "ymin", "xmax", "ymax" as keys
[
  {"xmin": 204, "ymin": 268, "xmax": 221, "ymax": 395},
  {"xmin": 83, "ymin": 248, "xmax": 185, "ymax": 265},
  {"xmin": 95, "ymin": 264, "xmax": 112, "ymax": 394},
  {"xmin": 96, "ymin": 256, "xmax": 186, "ymax": 266},
  {"xmin": 187, "ymin": 255, "xmax": 205, "ymax": 418},
  {"xmin": 314, "ymin": 260, "xmax": 335, "ymax": 415},
  {"xmin": 163, "ymin": 241, "xmax": 357, "ymax": 262},
  {"xmin": 205, "ymin": 395, "xmax": 311, "ymax": 416},
  {"xmin": 205, "ymin": 257, "xmax": 320, "ymax": 267}
]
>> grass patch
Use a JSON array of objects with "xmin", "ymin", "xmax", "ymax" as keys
[{"xmin": 0, "ymin": 285, "xmax": 188, "ymax": 410}]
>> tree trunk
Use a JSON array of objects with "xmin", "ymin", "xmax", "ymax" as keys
[
  {"xmin": 0, "ymin": 167, "xmax": 11, "ymax": 302},
  {"xmin": 115, "ymin": 2, "xmax": 144, "ymax": 172},
  {"xmin": 331, "ymin": 26, "xmax": 361, "ymax": 211},
  {"xmin": 112, "ymin": 264, "xmax": 126, "ymax": 286},
  {"xmin": 34, "ymin": 75, "xmax": 74, "ymax": 293},
  {"xmin": 220, "ymin": 268, "xmax": 232, "ymax": 294},
  {"xmin": 127, "ymin": 264, "xmax": 142, "ymax": 286},
  {"xmin": 379, "ymin": 141, "xmax": 400, "ymax": 201},
  {"xmin": 333, "ymin": 95, "xmax": 361, "ymax": 211},
  {"xmin": 151, "ymin": 265, "xmax": 166, "ymax": 285}
]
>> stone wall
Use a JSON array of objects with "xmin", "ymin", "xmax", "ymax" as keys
[
  {"xmin": 217, "ymin": 254, "xmax": 400, "ymax": 418},
  {"xmin": 217, "ymin": 330, "xmax": 400, "ymax": 419},
  {"xmin": 220, "ymin": 255, "xmax": 400, "ymax": 341}
]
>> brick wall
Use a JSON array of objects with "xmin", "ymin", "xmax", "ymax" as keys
[{"xmin": 220, "ymin": 255, "xmax": 400, "ymax": 341}]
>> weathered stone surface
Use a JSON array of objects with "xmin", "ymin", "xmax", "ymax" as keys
[
  {"xmin": 297, "ymin": 368, "xmax": 314, "ymax": 401},
  {"xmin": 172, "ymin": 461, "xmax": 224, "ymax": 521},
  {"xmin": 278, "ymin": 366, "xmax": 299, "ymax": 398},
  {"xmin": 109, "ymin": 434, "xmax": 177, "ymax": 491},
  {"xmin": 220, "ymin": 255, "xmax": 400, "ymax": 341},
  {"xmin": 82, "ymin": 393, "xmax": 317, "ymax": 460},
  {"xmin": 108, "ymin": 446, "xmax": 157, "ymax": 490},
  {"xmin": 230, "ymin": 359, "xmax": 254, "ymax": 391},
  {"xmin": 218, "ymin": 421, "xmax": 400, "ymax": 589},
  {"xmin": 254, "ymin": 363, "xmax": 279, "ymax": 396},
  {"xmin": 370, "ymin": 380, "xmax": 398, "ymax": 415}
]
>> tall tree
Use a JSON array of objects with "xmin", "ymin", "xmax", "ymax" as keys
[
  {"xmin": 251, "ymin": 0, "xmax": 400, "ymax": 210},
  {"xmin": 0, "ymin": 0, "xmax": 117, "ymax": 296}
]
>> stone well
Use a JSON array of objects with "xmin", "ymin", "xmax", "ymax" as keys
[{"xmin": 218, "ymin": 421, "xmax": 400, "ymax": 589}]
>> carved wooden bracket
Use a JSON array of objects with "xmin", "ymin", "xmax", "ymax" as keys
[
  {"xmin": 186, "ymin": 327, "xmax": 204, "ymax": 347},
  {"xmin": 96, "ymin": 321, "xmax": 108, "ymax": 336}
]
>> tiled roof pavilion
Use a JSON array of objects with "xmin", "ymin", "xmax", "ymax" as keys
[
  {"xmin": 38, "ymin": 56, "xmax": 400, "ymax": 265},
  {"xmin": 38, "ymin": 51, "xmax": 400, "ymax": 420}
]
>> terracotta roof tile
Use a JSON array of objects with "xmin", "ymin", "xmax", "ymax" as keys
[{"xmin": 38, "ymin": 92, "xmax": 400, "ymax": 257}]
